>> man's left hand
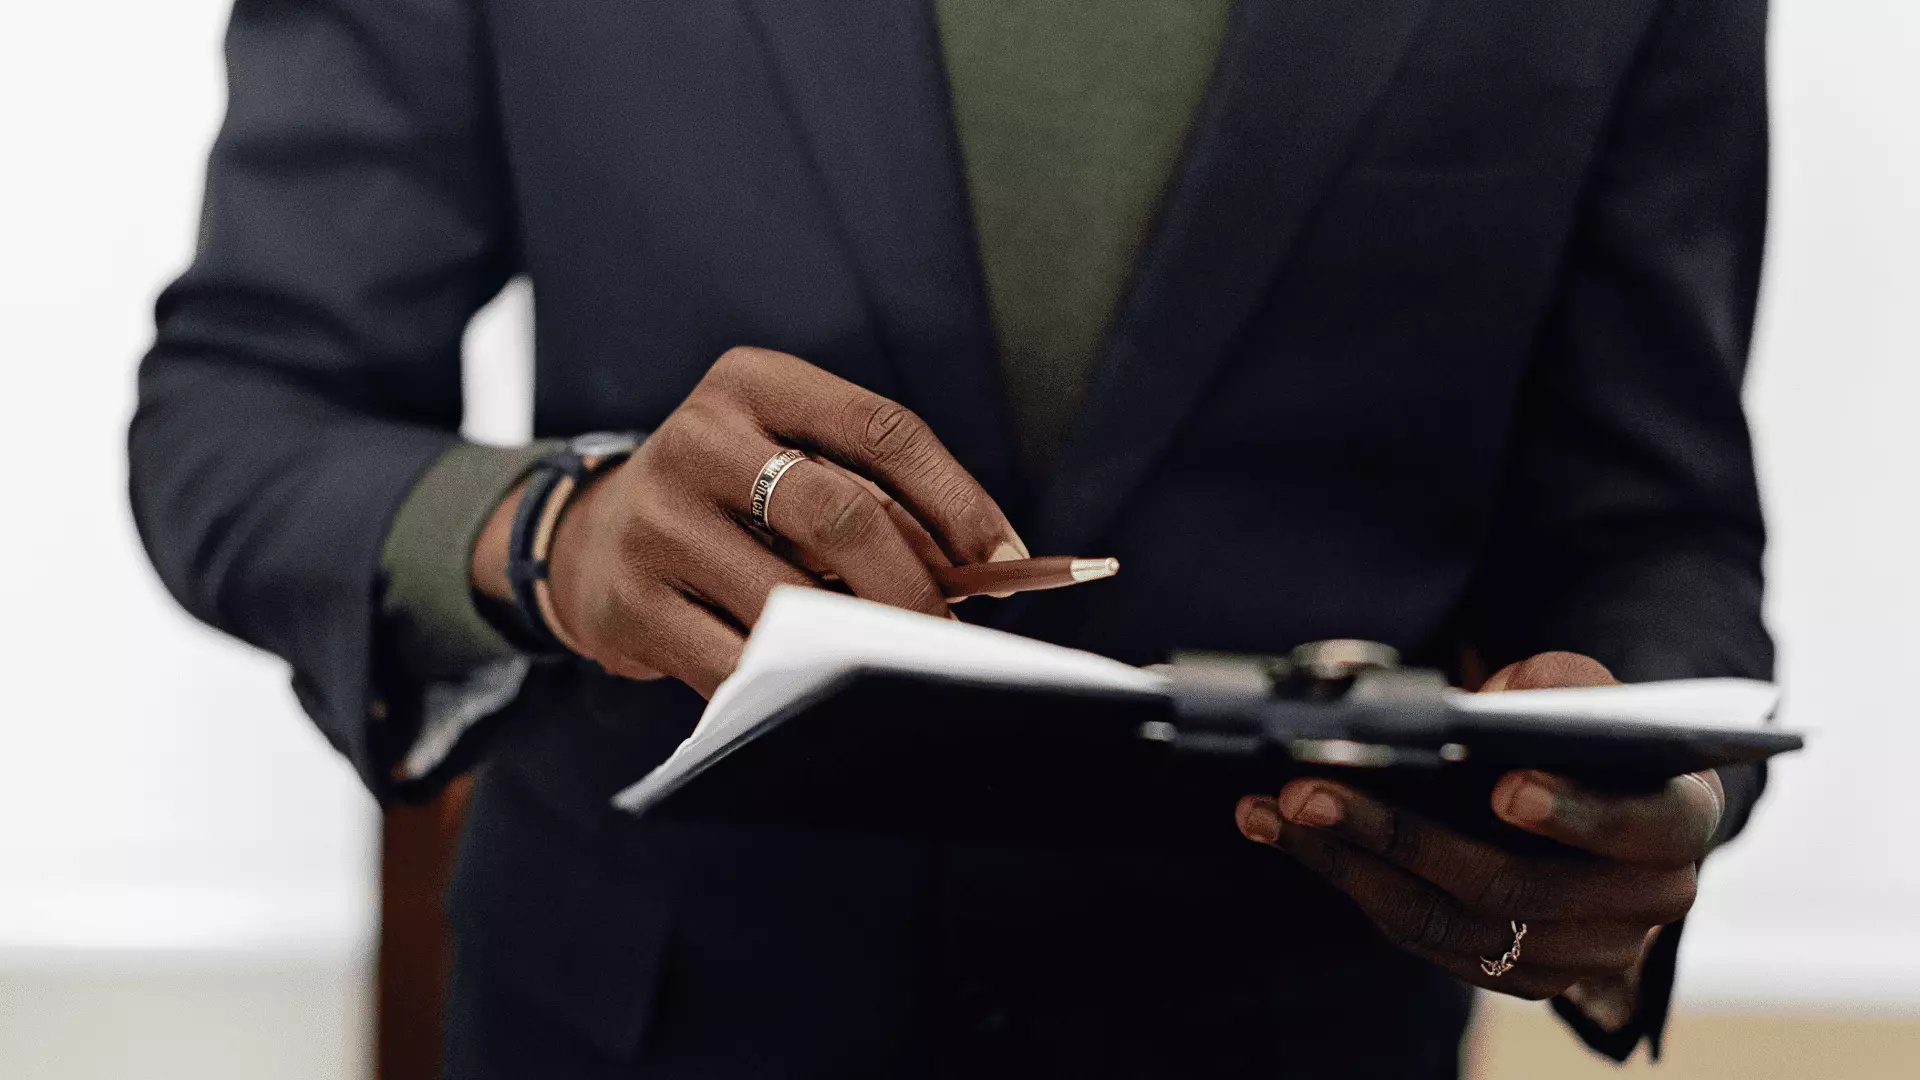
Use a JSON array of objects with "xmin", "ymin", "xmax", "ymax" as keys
[{"xmin": 1234, "ymin": 652, "xmax": 1724, "ymax": 1002}]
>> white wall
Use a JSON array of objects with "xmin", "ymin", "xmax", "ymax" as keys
[
  {"xmin": 1683, "ymin": 1, "xmax": 1920, "ymax": 1010},
  {"xmin": 0, "ymin": 4, "xmax": 375, "ymax": 967},
  {"xmin": 0, "ymin": 0, "xmax": 1913, "ymax": 1016}
]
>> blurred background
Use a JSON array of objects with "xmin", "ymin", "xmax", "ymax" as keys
[{"xmin": 1, "ymin": 2, "xmax": 1915, "ymax": 1077}]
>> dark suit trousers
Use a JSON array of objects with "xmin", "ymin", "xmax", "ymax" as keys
[{"xmin": 442, "ymin": 770, "xmax": 1472, "ymax": 1079}]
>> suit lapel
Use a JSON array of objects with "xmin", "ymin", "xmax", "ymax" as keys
[
  {"xmin": 1029, "ymin": 0, "xmax": 1442, "ymax": 559},
  {"xmin": 741, "ymin": 0, "xmax": 1022, "ymax": 507}
]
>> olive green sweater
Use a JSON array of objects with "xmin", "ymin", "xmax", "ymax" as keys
[{"xmin": 380, "ymin": 0, "xmax": 1231, "ymax": 681}]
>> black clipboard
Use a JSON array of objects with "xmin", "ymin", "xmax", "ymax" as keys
[{"xmin": 639, "ymin": 660, "xmax": 1802, "ymax": 853}]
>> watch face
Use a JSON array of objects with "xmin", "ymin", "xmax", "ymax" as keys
[{"xmin": 570, "ymin": 431, "xmax": 640, "ymax": 457}]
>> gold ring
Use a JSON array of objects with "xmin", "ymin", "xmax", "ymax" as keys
[
  {"xmin": 749, "ymin": 448, "xmax": 807, "ymax": 532},
  {"xmin": 1480, "ymin": 921, "xmax": 1527, "ymax": 978}
]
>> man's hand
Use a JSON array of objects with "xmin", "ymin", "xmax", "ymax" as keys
[
  {"xmin": 477, "ymin": 347, "xmax": 1026, "ymax": 697},
  {"xmin": 1234, "ymin": 652, "xmax": 1724, "ymax": 1002}
]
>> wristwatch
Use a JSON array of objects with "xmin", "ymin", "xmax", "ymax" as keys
[{"xmin": 506, "ymin": 431, "xmax": 644, "ymax": 654}]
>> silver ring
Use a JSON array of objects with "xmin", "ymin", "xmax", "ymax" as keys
[{"xmin": 749, "ymin": 448, "xmax": 807, "ymax": 532}]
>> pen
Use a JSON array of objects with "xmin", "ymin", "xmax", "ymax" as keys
[
  {"xmin": 847, "ymin": 472, "xmax": 1121, "ymax": 601},
  {"xmin": 934, "ymin": 556, "xmax": 1120, "ymax": 601}
]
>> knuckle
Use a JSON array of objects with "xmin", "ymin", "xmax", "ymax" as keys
[
  {"xmin": 712, "ymin": 345, "xmax": 760, "ymax": 378},
  {"xmin": 1472, "ymin": 861, "xmax": 1539, "ymax": 916},
  {"xmin": 700, "ymin": 349, "xmax": 748, "ymax": 394},
  {"xmin": 1380, "ymin": 806, "xmax": 1420, "ymax": 861},
  {"xmin": 1313, "ymin": 834, "xmax": 1354, "ymax": 890},
  {"xmin": 1411, "ymin": 901, "xmax": 1458, "ymax": 952},
  {"xmin": 1288, "ymin": 829, "xmax": 1350, "ymax": 891},
  {"xmin": 853, "ymin": 399, "xmax": 933, "ymax": 466},
  {"xmin": 808, "ymin": 485, "xmax": 884, "ymax": 552},
  {"xmin": 1378, "ymin": 895, "xmax": 1453, "ymax": 954},
  {"xmin": 927, "ymin": 472, "xmax": 987, "ymax": 527},
  {"xmin": 701, "ymin": 346, "xmax": 779, "ymax": 402},
  {"xmin": 666, "ymin": 397, "xmax": 721, "ymax": 432}
]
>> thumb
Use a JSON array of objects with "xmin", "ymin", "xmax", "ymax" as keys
[{"xmin": 1480, "ymin": 651, "xmax": 1617, "ymax": 693}]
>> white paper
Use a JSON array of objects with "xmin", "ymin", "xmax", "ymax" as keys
[
  {"xmin": 610, "ymin": 587, "xmax": 1167, "ymax": 813},
  {"xmin": 611, "ymin": 586, "xmax": 1784, "ymax": 814},
  {"xmin": 1447, "ymin": 678, "xmax": 1780, "ymax": 731}
]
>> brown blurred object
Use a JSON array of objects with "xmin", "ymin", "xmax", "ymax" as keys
[
  {"xmin": 1470, "ymin": 994, "xmax": 1920, "ymax": 1079},
  {"xmin": 376, "ymin": 775, "xmax": 472, "ymax": 1080}
]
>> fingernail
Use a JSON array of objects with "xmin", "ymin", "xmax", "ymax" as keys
[
  {"xmin": 1241, "ymin": 803, "xmax": 1282, "ymax": 845},
  {"xmin": 1279, "ymin": 787, "xmax": 1344, "ymax": 828},
  {"xmin": 1499, "ymin": 776, "xmax": 1557, "ymax": 826}
]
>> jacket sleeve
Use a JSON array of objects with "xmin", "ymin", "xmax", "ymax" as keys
[
  {"xmin": 1471, "ymin": 0, "xmax": 1772, "ymax": 1060},
  {"xmin": 128, "ymin": 0, "xmax": 518, "ymax": 801}
]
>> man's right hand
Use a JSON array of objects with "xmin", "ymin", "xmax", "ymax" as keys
[{"xmin": 473, "ymin": 347, "xmax": 1027, "ymax": 697}]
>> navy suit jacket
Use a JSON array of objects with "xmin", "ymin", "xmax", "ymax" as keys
[{"xmin": 131, "ymin": 0, "xmax": 1771, "ymax": 1075}]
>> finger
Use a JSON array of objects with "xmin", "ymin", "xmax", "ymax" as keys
[
  {"xmin": 1493, "ymin": 769, "xmax": 1725, "ymax": 865},
  {"xmin": 709, "ymin": 347, "xmax": 1027, "ymax": 564},
  {"xmin": 1270, "ymin": 780, "xmax": 1698, "ymax": 924},
  {"xmin": 761, "ymin": 457, "xmax": 952, "ymax": 619},
  {"xmin": 1480, "ymin": 651, "xmax": 1617, "ymax": 693},
  {"xmin": 765, "ymin": 463, "xmax": 950, "ymax": 578},
  {"xmin": 1408, "ymin": 943, "xmax": 1584, "ymax": 1002},
  {"xmin": 667, "ymin": 517, "xmax": 824, "ymax": 628},
  {"xmin": 654, "ymin": 406, "xmax": 793, "ymax": 517},
  {"xmin": 1270, "ymin": 822, "xmax": 1652, "ymax": 977},
  {"xmin": 600, "ymin": 593, "xmax": 745, "ymax": 699},
  {"xmin": 818, "ymin": 459, "xmax": 953, "ymax": 570},
  {"xmin": 1236, "ymin": 795, "xmax": 1283, "ymax": 845},
  {"xmin": 658, "ymin": 416, "xmax": 949, "ymax": 618},
  {"xmin": 1272, "ymin": 818, "xmax": 1509, "ymax": 958}
]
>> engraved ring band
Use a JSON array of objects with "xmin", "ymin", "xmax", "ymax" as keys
[{"xmin": 748, "ymin": 448, "xmax": 808, "ymax": 533}]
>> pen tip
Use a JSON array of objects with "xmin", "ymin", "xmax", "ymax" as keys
[{"xmin": 1070, "ymin": 557, "xmax": 1121, "ymax": 582}]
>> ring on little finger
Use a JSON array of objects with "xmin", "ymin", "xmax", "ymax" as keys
[{"xmin": 1480, "ymin": 921, "xmax": 1528, "ymax": 978}]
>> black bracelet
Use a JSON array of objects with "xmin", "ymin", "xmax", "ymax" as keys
[{"xmin": 505, "ymin": 433, "xmax": 641, "ymax": 654}]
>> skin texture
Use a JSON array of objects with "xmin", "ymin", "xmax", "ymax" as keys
[
  {"xmin": 1235, "ymin": 652, "xmax": 1725, "ymax": 1007},
  {"xmin": 473, "ymin": 347, "xmax": 1028, "ymax": 696}
]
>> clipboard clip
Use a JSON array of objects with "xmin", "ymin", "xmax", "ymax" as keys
[{"xmin": 1151, "ymin": 641, "xmax": 1463, "ymax": 767}]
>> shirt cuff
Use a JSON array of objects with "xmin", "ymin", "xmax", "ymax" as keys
[
  {"xmin": 1551, "ymin": 916, "xmax": 1686, "ymax": 1062},
  {"xmin": 397, "ymin": 655, "xmax": 533, "ymax": 783},
  {"xmin": 379, "ymin": 439, "xmax": 563, "ymax": 678}
]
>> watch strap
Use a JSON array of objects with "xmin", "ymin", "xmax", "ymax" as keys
[{"xmin": 506, "ymin": 433, "xmax": 640, "ymax": 654}]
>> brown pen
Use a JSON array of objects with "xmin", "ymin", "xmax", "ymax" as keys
[
  {"xmin": 934, "ymin": 556, "xmax": 1120, "ymax": 601},
  {"xmin": 842, "ymin": 471, "xmax": 1119, "ymax": 601}
]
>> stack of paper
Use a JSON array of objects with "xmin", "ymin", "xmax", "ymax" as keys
[
  {"xmin": 611, "ymin": 586, "xmax": 1781, "ymax": 814},
  {"xmin": 612, "ymin": 587, "xmax": 1165, "ymax": 812}
]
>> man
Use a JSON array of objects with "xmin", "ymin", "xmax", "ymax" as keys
[{"xmin": 130, "ymin": 0, "xmax": 1771, "ymax": 1075}]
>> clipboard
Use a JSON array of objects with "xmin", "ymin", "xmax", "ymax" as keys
[{"xmin": 617, "ymin": 591, "xmax": 1802, "ymax": 852}]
